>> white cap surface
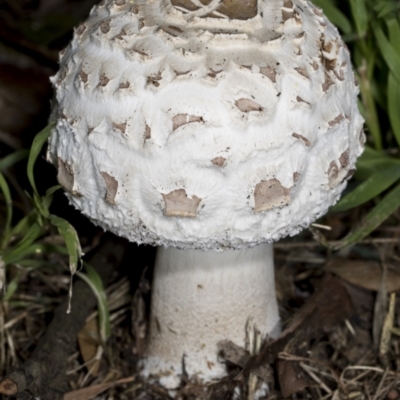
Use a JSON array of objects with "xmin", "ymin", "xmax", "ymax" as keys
[{"xmin": 48, "ymin": 0, "xmax": 364, "ymax": 250}]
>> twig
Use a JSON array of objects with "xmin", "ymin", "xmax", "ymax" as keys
[{"xmin": 0, "ymin": 234, "xmax": 126, "ymax": 400}]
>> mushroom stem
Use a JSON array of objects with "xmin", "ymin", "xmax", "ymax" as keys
[{"xmin": 141, "ymin": 243, "xmax": 280, "ymax": 388}]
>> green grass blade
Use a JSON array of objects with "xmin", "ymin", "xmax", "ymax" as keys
[
  {"xmin": 334, "ymin": 182, "xmax": 400, "ymax": 249},
  {"xmin": 0, "ymin": 172, "xmax": 13, "ymax": 248},
  {"xmin": 3, "ymin": 273, "xmax": 21, "ymax": 302},
  {"xmin": 355, "ymin": 147, "xmax": 400, "ymax": 179},
  {"xmin": 10, "ymin": 212, "xmax": 37, "ymax": 238},
  {"xmin": 311, "ymin": 0, "xmax": 353, "ymax": 34},
  {"xmin": 373, "ymin": 23, "xmax": 400, "ymax": 83},
  {"xmin": 349, "ymin": 0, "xmax": 368, "ymax": 37},
  {"xmin": 27, "ymin": 124, "xmax": 53, "ymax": 196},
  {"xmin": 0, "ymin": 150, "xmax": 29, "ymax": 172},
  {"xmin": 49, "ymin": 215, "xmax": 82, "ymax": 274},
  {"xmin": 12, "ymin": 221, "xmax": 42, "ymax": 252},
  {"xmin": 3, "ymin": 243, "xmax": 53, "ymax": 265},
  {"xmin": 388, "ymin": 73, "xmax": 400, "ymax": 147},
  {"xmin": 42, "ymin": 185, "xmax": 61, "ymax": 210},
  {"xmin": 387, "ymin": 17, "xmax": 400, "ymax": 56},
  {"xmin": 332, "ymin": 165, "xmax": 400, "ymax": 212},
  {"xmin": 358, "ymin": 66, "xmax": 383, "ymax": 150},
  {"xmin": 78, "ymin": 262, "xmax": 110, "ymax": 342},
  {"xmin": 376, "ymin": 3, "xmax": 400, "ymax": 18}
]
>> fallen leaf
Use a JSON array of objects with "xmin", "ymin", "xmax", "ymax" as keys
[
  {"xmin": 63, "ymin": 377, "xmax": 134, "ymax": 400},
  {"xmin": 77, "ymin": 318, "xmax": 101, "ymax": 376},
  {"xmin": 325, "ymin": 259, "xmax": 400, "ymax": 292},
  {"xmin": 277, "ymin": 360, "xmax": 312, "ymax": 398}
]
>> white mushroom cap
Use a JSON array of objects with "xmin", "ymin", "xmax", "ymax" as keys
[{"xmin": 48, "ymin": 0, "xmax": 364, "ymax": 250}]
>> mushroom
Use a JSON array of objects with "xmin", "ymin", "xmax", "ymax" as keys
[{"xmin": 47, "ymin": 0, "xmax": 364, "ymax": 389}]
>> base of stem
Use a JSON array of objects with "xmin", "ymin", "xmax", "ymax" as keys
[{"xmin": 140, "ymin": 244, "xmax": 280, "ymax": 388}]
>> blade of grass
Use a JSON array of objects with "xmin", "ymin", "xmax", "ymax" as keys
[
  {"xmin": 332, "ymin": 165, "xmax": 400, "ymax": 212},
  {"xmin": 78, "ymin": 262, "xmax": 110, "ymax": 342},
  {"xmin": 376, "ymin": 3, "xmax": 400, "ymax": 18},
  {"xmin": 387, "ymin": 17, "xmax": 400, "ymax": 56},
  {"xmin": 358, "ymin": 64, "xmax": 383, "ymax": 150},
  {"xmin": 388, "ymin": 73, "xmax": 400, "ymax": 147},
  {"xmin": 49, "ymin": 215, "xmax": 82, "ymax": 275},
  {"xmin": 27, "ymin": 124, "xmax": 53, "ymax": 197},
  {"xmin": 3, "ymin": 273, "xmax": 21, "ymax": 302},
  {"xmin": 349, "ymin": 0, "xmax": 368, "ymax": 37},
  {"xmin": 333, "ymin": 182, "xmax": 400, "ymax": 249},
  {"xmin": 0, "ymin": 172, "xmax": 12, "ymax": 246},
  {"xmin": 3, "ymin": 243, "xmax": 56, "ymax": 265},
  {"xmin": 373, "ymin": 23, "xmax": 400, "ymax": 84},
  {"xmin": 0, "ymin": 150, "xmax": 29, "ymax": 172}
]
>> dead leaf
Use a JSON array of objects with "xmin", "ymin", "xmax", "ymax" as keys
[
  {"xmin": 77, "ymin": 318, "xmax": 101, "ymax": 376},
  {"xmin": 325, "ymin": 259, "xmax": 400, "ymax": 292},
  {"xmin": 277, "ymin": 360, "xmax": 312, "ymax": 398},
  {"xmin": 63, "ymin": 376, "xmax": 134, "ymax": 400}
]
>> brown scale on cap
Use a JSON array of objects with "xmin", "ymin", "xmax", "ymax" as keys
[
  {"xmin": 100, "ymin": 19, "xmax": 111, "ymax": 34},
  {"xmin": 359, "ymin": 128, "xmax": 366, "ymax": 146},
  {"xmin": 333, "ymin": 69, "xmax": 345, "ymax": 81},
  {"xmin": 327, "ymin": 161, "xmax": 339, "ymax": 186},
  {"xmin": 145, "ymin": 125, "xmax": 152, "ymax": 140},
  {"xmin": 79, "ymin": 70, "xmax": 88, "ymax": 84},
  {"xmin": 99, "ymin": 74, "xmax": 110, "ymax": 87},
  {"xmin": 113, "ymin": 122, "xmax": 127, "ymax": 133},
  {"xmin": 327, "ymin": 149, "xmax": 351, "ymax": 187},
  {"xmin": 114, "ymin": 0, "xmax": 126, "ymax": 5},
  {"xmin": 101, "ymin": 172, "xmax": 118, "ymax": 204},
  {"xmin": 116, "ymin": 29, "xmax": 127, "ymax": 40},
  {"xmin": 329, "ymin": 114, "xmax": 345, "ymax": 127},
  {"xmin": 321, "ymin": 37, "xmax": 338, "ymax": 72},
  {"xmin": 292, "ymin": 133, "xmax": 311, "ymax": 146},
  {"xmin": 211, "ymin": 157, "xmax": 226, "ymax": 167},
  {"xmin": 295, "ymin": 67, "xmax": 309, "ymax": 79},
  {"xmin": 208, "ymin": 69, "xmax": 222, "ymax": 78},
  {"xmin": 322, "ymin": 73, "xmax": 334, "ymax": 92},
  {"xmin": 235, "ymin": 99, "xmax": 263, "ymax": 113},
  {"xmin": 312, "ymin": 7, "xmax": 323, "ymax": 17},
  {"xmin": 260, "ymin": 66, "xmax": 277, "ymax": 83},
  {"xmin": 57, "ymin": 158, "xmax": 77, "ymax": 195},
  {"xmin": 173, "ymin": 114, "xmax": 203, "ymax": 131},
  {"xmin": 147, "ymin": 72, "xmax": 162, "ymax": 87},
  {"xmin": 163, "ymin": 189, "xmax": 201, "ymax": 217},
  {"xmin": 163, "ymin": 26, "xmax": 184, "ymax": 37},
  {"xmin": 254, "ymin": 179, "xmax": 291, "ymax": 212},
  {"xmin": 119, "ymin": 81, "xmax": 130, "ymax": 89},
  {"xmin": 296, "ymin": 96, "xmax": 310, "ymax": 106},
  {"xmin": 75, "ymin": 24, "xmax": 86, "ymax": 36},
  {"xmin": 339, "ymin": 149, "xmax": 350, "ymax": 168},
  {"xmin": 171, "ymin": 0, "xmax": 258, "ymax": 20},
  {"xmin": 56, "ymin": 67, "xmax": 68, "ymax": 85},
  {"xmin": 282, "ymin": 9, "xmax": 294, "ymax": 22},
  {"xmin": 133, "ymin": 48, "xmax": 149, "ymax": 57}
]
